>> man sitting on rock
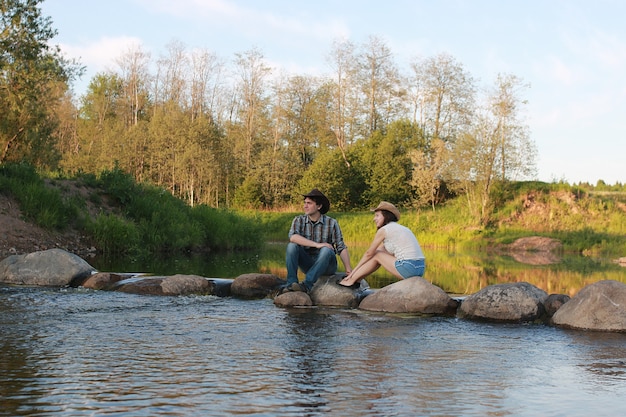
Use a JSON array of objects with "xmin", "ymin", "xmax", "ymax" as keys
[{"xmin": 281, "ymin": 189, "xmax": 352, "ymax": 293}]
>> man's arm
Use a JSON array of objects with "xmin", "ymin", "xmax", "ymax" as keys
[{"xmin": 289, "ymin": 233, "xmax": 332, "ymax": 250}]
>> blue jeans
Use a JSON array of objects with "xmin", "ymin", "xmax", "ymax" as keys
[
  {"xmin": 285, "ymin": 243, "xmax": 337, "ymax": 290},
  {"xmin": 395, "ymin": 259, "xmax": 425, "ymax": 279}
]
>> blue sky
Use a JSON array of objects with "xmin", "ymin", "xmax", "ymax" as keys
[{"xmin": 41, "ymin": 0, "xmax": 625, "ymax": 185}]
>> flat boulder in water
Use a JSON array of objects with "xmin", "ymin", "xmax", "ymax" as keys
[
  {"xmin": 0, "ymin": 248, "xmax": 96, "ymax": 286},
  {"xmin": 358, "ymin": 277, "xmax": 457, "ymax": 314},
  {"xmin": 115, "ymin": 274, "xmax": 214, "ymax": 296},
  {"xmin": 231, "ymin": 273, "xmax": 283, "ymax": 299},
  {"xmin": 551, "ymin": 280, "xmax": 626, "ymax": 332},
  {"xmin": 458, "ymin": 282, "xmax": 548, "ymax": 322}
]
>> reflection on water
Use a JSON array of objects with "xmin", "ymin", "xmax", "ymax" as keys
[
  {"xmin": 90, "ymin": 243, "xmax": 626, "ymax": 296},
  {"xmin": 2, "ymin": 287, "xmax": 626, "ymax": 416}
]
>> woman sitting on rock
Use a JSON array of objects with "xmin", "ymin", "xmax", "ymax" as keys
[{"xmin": 338, "ymin": 202, "xmax": 425, "ymax": 288}]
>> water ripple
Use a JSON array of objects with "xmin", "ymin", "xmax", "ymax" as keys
[{"xmin": 2, "ymin": 286, "xmax": 626, "ymax": 416}]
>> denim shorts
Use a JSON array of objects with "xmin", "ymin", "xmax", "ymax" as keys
[{"xmin": 395, "ymin": 259, "xmax": 425, "ymax": 279}]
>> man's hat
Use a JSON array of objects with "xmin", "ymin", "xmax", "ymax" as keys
[
  {"xmin": 372, "ymin": 201, "xmax": 401, "ymax": 221},
  {"xmin": 303, "ymin": 189, "xmax": 330, "ymax": 214}
]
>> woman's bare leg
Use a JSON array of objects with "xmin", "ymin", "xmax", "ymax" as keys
[
  {"xmin": 374, "ymin": 251, "xmax": 405, "ymax": 280},
  {"xmin": 339, "ymin": 257, "xmax": 381, "ymax": 285},
  {"xmin": 340, "ymin": 249, "xmax": 404, "ymax": 285}
]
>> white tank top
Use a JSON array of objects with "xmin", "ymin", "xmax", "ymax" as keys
[{"xmin": 381, "ymin": 222, "xmax": 424, "ymax": 261}]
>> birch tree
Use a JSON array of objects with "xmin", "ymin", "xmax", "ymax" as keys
[
  {"xmin": 231, "ymin": 48, "xmax": 271, "ymax": 171},
  {"xmin": 408, "ymin": 53, "xmax": 475, "ymax": 142},
  {"xmin": 449, "ymin": 74, "xmax": 536, "ymax": 223},
  {"xmin": 489, "ymin": 73, "xmax": 536, "ymax": 180},
  {"xmin": 326, "ymin": 39, "xmax": 358, "ymax": 166},
  {"xmin": 115, "ymin": 44, "xmax": 150, "ymax": 127},
  {"xmin": 356, "ymin": 35, "xmax": 404, "ymax": 137}
]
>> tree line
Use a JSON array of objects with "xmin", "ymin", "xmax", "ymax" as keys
[{"xmin": 2, "ymin": 0, "xmax": 540, "ymax": 224}]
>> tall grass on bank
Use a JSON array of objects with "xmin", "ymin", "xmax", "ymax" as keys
[
  {"xmin": 3, "ymin": 163, "xmax": 623, "ymax": 257},
  {"xmin": 485, "ymin": 182, "xmax": 626, "ymax": 255},
  {"xmin": 0, "ymin": 163, "xmax": 264, "ymax": 254},
  {"xmin": 0, "ymin": 163, "xmax": 84, "ymax": 230},
  {"xmin": 241, "ymin": 200, "xmax": 480, "ymax": 249},
  {"xmin": 90, "ymin": 167, "xmax": 264, "ymax": 253},
  {"xmin": 245, "ymin": 185, "xmax": 626, "ymax": 257}
]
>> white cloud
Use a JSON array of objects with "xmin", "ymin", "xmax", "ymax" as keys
[
  {"xmin": 139, "ymin": 0, "xmax": 349, "ymax": 45},
  {"xmin": 59, "ymin": 36, "xmax": 146, "ymax": 74},
  {"xmin": 586, "ymin": 30, "xmax": 626, "ymax": 70},
  {"xmin": 56, "ymin": 36, "xmax": 145, "ymax": 94},
  {"xmin": 534, "ymin": 55, "xmax": 581, "ymax": 87}
]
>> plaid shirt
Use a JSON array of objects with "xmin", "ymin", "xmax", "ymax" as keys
[{"xmin": 288, "ymin": 214, "xmax": 348, "ymax": 256}]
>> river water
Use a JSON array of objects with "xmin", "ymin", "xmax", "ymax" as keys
[{"xmin": 2, "ymin": 282, "xmax": 626, "ymax": 416}]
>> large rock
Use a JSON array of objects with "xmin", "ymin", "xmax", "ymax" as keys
[
  {"xmin": 551, "ymin": 280, "xmax": 626, "ymax": 332},
  {"xmin": 273, "ymin": 291, "xmax": 313, "ymax": 307},
  {"xmin": 310, "ymin": 274, "xmax": 363, "ymax": 308},
  {"xmin": 358, "ymin": 277, "xmax": 458, "ymax": 314},
  {"xmin": 0, "ymin": 248, "xmax": 96, "ymax": 286},
  {"xmin": 458, "ymin": 282, "xmax": 548, "ymax": 322},
  {"xmin": 231, "ymin": 273, "xmax": 283, "ymax": 299}
]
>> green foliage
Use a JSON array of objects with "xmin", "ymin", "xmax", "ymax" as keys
[
  {"xmin": 252, "ymin": 180, "xmax": 626, "ymax": 257},
  {"xmin": 0, "ymin": 0, "xmax": 83, "ymax": 167},
  {"xmin": 484, "ymin": 182, "xmax": 626, "ymax": 255},
  {"xmin": 0, "ymin": 162, "xmax": 266, "ymax": 254},
  {"xmin": 18, "ymin": 182, "xmax": 70, "ymax": 229},
  {"xmin": 233, "ymin": 175, "xmax": 265, "ymax": 209},
  {"xmin": 192, "ymin": 205, "xmax": 263, "ymax": 250},
  {"xmin": 240, "ymin": 211, "xmax": 295, "ymax": 242},
  {"xmin": 131, "ymin": 187, "xmax": 204, "ymax": 252},
  {"xmin": 0, "ymin": 162, "xmax": 79, "ymax": 229},
  {"xmin": 96, "ymin": 166, "xmax": 261, "ymax": 252},
  {"xmin": 298, "ymin": 148, "xmax": 366, "ymax": 210},
  {"xmin": 98, "ymin": 165, "xmax": 138, "ymax": 205},
  {"xmin": 85, "ymin": 214, "xmax": 140, "ymax": 254},
  {"xmin": 354, "ymin": 124, "xmax": 414, "ymax": 206}
]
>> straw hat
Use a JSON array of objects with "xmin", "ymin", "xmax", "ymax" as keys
[
  {"xmin": 371, "ymin": 201, "xmax": 400, "ymax": 221},
  {"xmin": 302, "ymin": 189, "xmax": 330, "ymax": 214}
]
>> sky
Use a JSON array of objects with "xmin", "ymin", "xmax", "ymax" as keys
[{"xmin": 40, "ymin": 0, "xmax": 626, "ymax": 185}]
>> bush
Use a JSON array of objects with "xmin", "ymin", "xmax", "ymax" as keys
[
  {"xmin": 86, "ymin": 214, "xmax": 141, "ymax": 254},
  {"xmin": 192, "ymin": 205, "xmax": 264, "ymax": 250}
]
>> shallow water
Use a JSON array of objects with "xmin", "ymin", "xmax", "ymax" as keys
[{"xmin": 2, "ymin": 285, "xmax": 626, "ymax": 416}]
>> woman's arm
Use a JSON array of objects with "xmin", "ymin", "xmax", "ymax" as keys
[{"xmin": 347, "ymin": 228, "xmax": 386, "ymax": 278}]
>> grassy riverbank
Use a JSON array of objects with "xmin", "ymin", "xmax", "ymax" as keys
[
  {"xmin": 246, "ymin": 182, "xmax": 626, "ymax": 257},
  {"xmin": 0, "ymin": 163, "xmax": 263, "ymax": 255},
  {"xmin": 1, "ymin": 162, "xmax": 624, "ymax": 257}
]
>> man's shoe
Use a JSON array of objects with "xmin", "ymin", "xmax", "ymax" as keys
[
  {"xmin": 278, "ymin": 283, "xmax": 294, "ymax": 294},
  {"xmin": 290, "ymin": 282, "xmax": 309, "ymax": 293}
]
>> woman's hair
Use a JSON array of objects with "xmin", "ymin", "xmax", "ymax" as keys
[{"xmin": 379, "ymin": 209, "xmax": 398, "ymax": 227}]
